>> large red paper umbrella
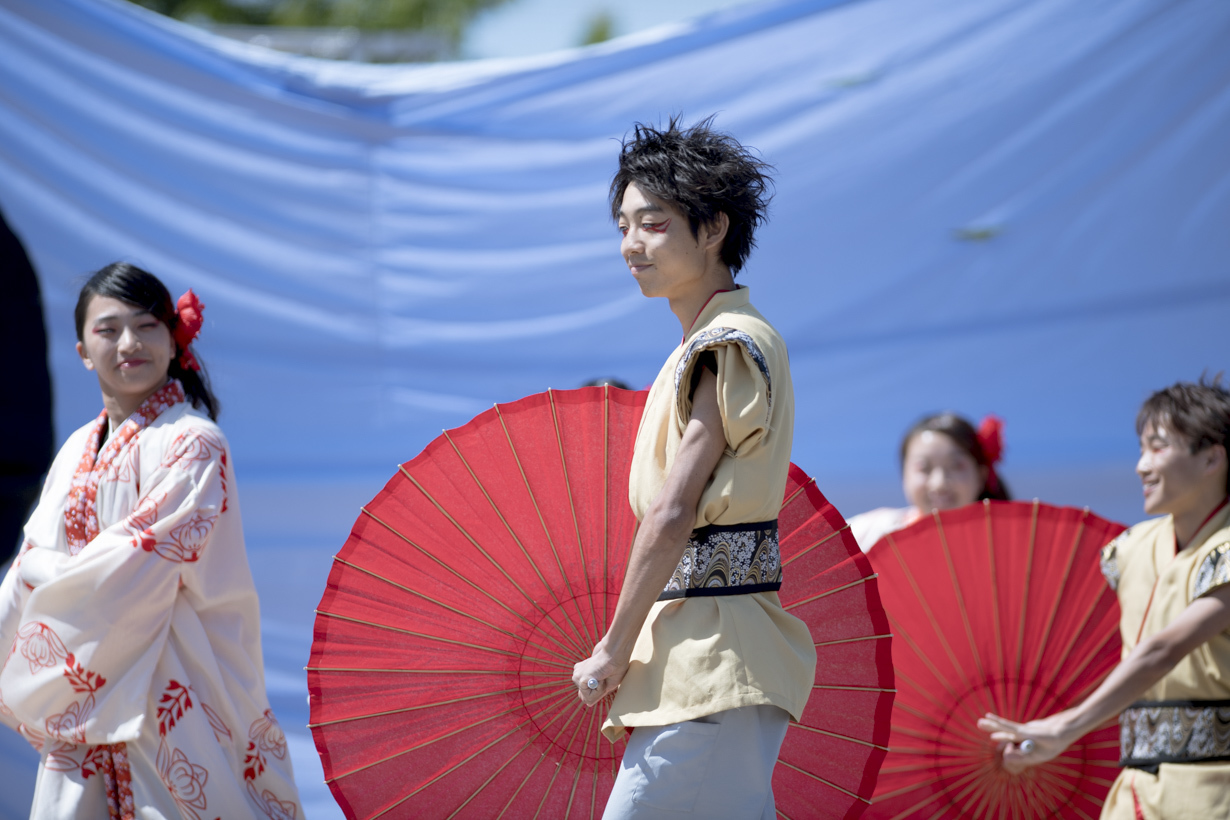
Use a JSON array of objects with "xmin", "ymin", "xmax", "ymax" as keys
[
  {"xmin": 308, "ymin": 386, "xmax": 892, "ymax": 819},
  {"xmin": 863, "ymin": 500, "xmax": 1126, "ymax": 819}
]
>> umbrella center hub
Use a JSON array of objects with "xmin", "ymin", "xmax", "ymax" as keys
[{"xmin": 515, "ymin": 591, "xmax": 622, "ymax": 763}]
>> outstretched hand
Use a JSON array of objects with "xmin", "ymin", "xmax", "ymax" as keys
[
  {"xmin": 977, "ymin": 713, "xmax": 1075, "ymax": 774},
  {"xmin": 572, "ymin": 642, "xmax": 629, "ymax": 707}
]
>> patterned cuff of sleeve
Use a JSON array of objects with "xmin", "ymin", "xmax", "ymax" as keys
[
  {"xmin": 673, "ymin": 327, "xmax": 772, "ymax": 420},
  {"xmin": 1193, "ymin": 542, "xmax": 1230, "ymax": 599},
  {"xmin": 1100, "ymin": 539, "xmax": 1121, "ymax": 592}
]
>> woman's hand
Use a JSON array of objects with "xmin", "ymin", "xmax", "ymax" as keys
[
  {"xmin": 572, "ymin": 640, "xmax": 630, "ymax": 706},
  {"xmin": 976, "ymin": 712, "xmax": 1076, "ymax": 774}
]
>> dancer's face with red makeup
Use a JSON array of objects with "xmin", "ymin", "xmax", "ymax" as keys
[{"xmin": 617, "ymin": 183, "xmax": 710, "ymax": 301}]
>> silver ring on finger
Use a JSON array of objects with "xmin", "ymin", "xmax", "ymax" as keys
[
  {"xmin": 1019, "ymin": 739, "xmax": 1036, "ymax": 755},
  {"xmin": 586, "ymin": 678, "xmax": 599, "ymax": 690}
]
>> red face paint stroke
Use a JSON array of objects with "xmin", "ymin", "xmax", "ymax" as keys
[{"xmin": 645, "ymin": 218, "xmax": 671, "ymax": 234}]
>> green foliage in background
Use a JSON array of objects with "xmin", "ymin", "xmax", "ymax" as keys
[
  {"xmin": 581, "ymin": 11, "xmax": 613, "ymax": 46},
  {"xmin": 130, "ymin": 0, "xmax": 511, "ymax": 40}
]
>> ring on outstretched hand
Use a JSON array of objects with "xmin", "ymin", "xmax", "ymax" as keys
[
  {"xmin": 1019, "ymin": 739, "xmax": 1036, "ymax": 755},
  {"xmin": 586, "ymin": 678, "xmax": 599, "ymax": 690}
]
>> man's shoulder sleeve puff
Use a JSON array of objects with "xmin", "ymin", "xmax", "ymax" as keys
[
  {"xmin": 673, "ymin": 326, "xmax": 773, "ymax": 454},
  {"xmin": 1192, "ymin": 527, "xmax": 1230, "ymax": 600}
]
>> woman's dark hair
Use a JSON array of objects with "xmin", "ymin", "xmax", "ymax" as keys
[
  {"xmin": 609, "ymin": 115, "xmax": 773, "ymax": 275},
  {"xmin": 1137, "ymin": 374, "xmax": 1230, "ymax": 494},
  {"xmin": 74, "ymin": 262, "xmax": 220, "ymax": 421},
  {"xmin": 899, "ymin": 412, "xmax": 1011, "ymax": 501}
]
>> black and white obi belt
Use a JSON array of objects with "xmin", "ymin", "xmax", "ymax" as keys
[{"xmin": 659, "ymin": 520, "xmax": 782, "ymax": 600}]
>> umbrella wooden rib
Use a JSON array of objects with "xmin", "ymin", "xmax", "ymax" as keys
[
  {"xmin": 879, "ymin": 760, "xmax": 986, "ymax": 818},
  {"xmin": 784, "ymin": 574, "xmax": 877, "ymax": 611},
  {"xmin": 547, "ymin": 389, "xmax": 601, "ymax": 649},
  {"xmin": 884, "ymin": 533, "xmax": 988, "ymax": 715},
  {"xmin": 494, "ymin": 699, "xmax": 588, "ymax": 820},
  {"xmin": 1011, "ymin": 501, "xmax": 1042, "ymax": 719},
  {"xmin": 776, "ymin": 759, "xmax": 871, "ymax": 804},
  {"xmin": 1036, "ymin": 589, "xmax": 1117, "ymax": 703},
  {"xmin": 982, "ymin": 502, "xmax": 1007, "ymax": 709},
  {"xmin": 1051, "ymin": 620, "xmax": 1122, "ymax": 702},
  {"xmin": 531, "ymin": 702, "xmax": 591, "ymax": 820},
  {"xmin": 440, "ymin": 429, "xmax": 590, "ymax": 655},
  {"xmin": 360, "ymin": 506, "xmax": 581, "ymax": 659},
  {"xmin": 934, "ymin": 513, "xmax": 989, "ymax": 688},
  {"xmin": 781, "ymin": 476, "xmax": 813, "ymax": 509},
  {"xmin": 306, "ymin": 667, "xmax": 561, "ymax": 678},
  {"xmin": 602, "ymin": 386, "xmax": 610, "ymax": 636},
  {"xmin": 370, "ymin": 698, "xmax": 570, "ymax": 820},
  {"xmin": 329, "ymin": 555, "xmax": 577, "ymax": 666},
  {"xmin": 308, "ymin": 680, "xmax": 560, "ymax": 728},
  {"xmin": 401, "ymin": 467, "xmax": 589, "ymax": 657},
  {"xmin": 561, "ymin": 708, "xmax": 595, "ymax": 819},
  {"xmin": 444, "ymin": 697, "xmax": 582, "ymax": 820},
  {"xmin": 791, "ymin": 723, "xmax": 890, "ymax": 751},
  {"xmin": 327, "ymin": 685, "xmax": 570, "ymax": 783},
  {"xmin": 780, "ymin": 526, "xmax": 848, "ymax": 568},
  {"xmin": 1025, "ymin": 512, "xmax": 1088, "ymax": 694},
  {"xmin": 313, "ymin": 610, "xmax": 567, "ymax": 667},
  {"xmin": 886, "ymin": 613, "xmax": 965, "ymax": 705},
  {"xmin": 814, "ymin": 633, "xmax": 892, "ymax": 648},
  {"xmin": 891, "ymin": 694, "xmax": 989, "ymax": 752},
  {"xmin": 494, "ymin": 404, "xmax": 580, "ymax": 623},
  {"xmin": 887, "ymin": 724, "xmax": 980, "ymax": 750}
]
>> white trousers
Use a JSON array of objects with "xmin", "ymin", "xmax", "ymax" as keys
[{"xmin": 602, "ymin": 705, "xmax": 790, "ymax": 820}]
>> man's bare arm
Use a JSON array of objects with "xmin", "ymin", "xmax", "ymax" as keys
[
  {"xmin": 572, "ymin": 367, "xmax": 727, "ymax": 705},
  {"xmin": 978, "ymin": 584, "xmax": 1230, "ymax": 773}
]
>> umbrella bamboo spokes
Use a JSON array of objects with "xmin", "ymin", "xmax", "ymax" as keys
[
  {"xmin": 442, "ymin": 429, "xmax": 592, "ymax": 656},
  {"xmin": 402, "ymin": 467, "xmax": 591, "ymax": 658},
  {"xmin": 329, "ymin": 555, "xmax": 578, "ymax": 666},
  {"xmin": 547, "ymin": 389, "xmax": 603, "ymax": 650},
  {"xmin": 885, "ymin": 533, "xmax": 994, "ymax": 719},
  {"xmin": 361, "ymin": 504, "xmax": 586, "ymax": 661}
]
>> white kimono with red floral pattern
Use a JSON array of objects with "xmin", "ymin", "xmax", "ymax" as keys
[{"xmin": 0, "ymin": 381, "xmax": 301, "ymax": 820}]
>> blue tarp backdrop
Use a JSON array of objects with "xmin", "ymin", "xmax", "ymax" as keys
[{"xmin": 1, "ymin": 0, "xmax": 1227, "ymax": 815}]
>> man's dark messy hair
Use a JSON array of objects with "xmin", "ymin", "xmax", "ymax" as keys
[
  {"xmin": 609, "ymin": 115, "xmax": 773, "ymax": 275},
  {"xmin": 1137, "ymin": 374, "xmax": 1230, "ymax": 493}
]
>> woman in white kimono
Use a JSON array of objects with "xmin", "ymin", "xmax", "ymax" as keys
[
  {"xmin": 848, "ymin": 413, "xmax": 1011, "ymax": 551},
  {"xmin": 0, "ymin": 263, "xmax": 302, "ymax": 819}
]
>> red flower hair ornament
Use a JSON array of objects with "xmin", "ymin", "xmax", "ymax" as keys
[
  {"xmin": 173, "ymin": 290, "xmax": 204, "ymax": 372},
  {"xmin": 976, "ymin": 414, "xmax": 1005, "ymax": 494}
]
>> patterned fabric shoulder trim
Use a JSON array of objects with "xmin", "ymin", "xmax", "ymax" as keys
[
  {"xmin": 1193, "ymin": 541, "xmax": 1230, "ymax": 599},
  {"xmin": 1100, "ymin": 529, "xmax": 1128, "ymax": 592},
  {"xmin": 673, "ymin": 326, "xmax": 772, "ymax": 411}
]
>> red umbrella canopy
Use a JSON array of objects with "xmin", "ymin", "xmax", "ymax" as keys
[
  {"xmin": 864, "ymin": 500, "xmax": 1126, "ymax": 819},
  {"xmin": 309, "ymin": 386, "xmax": 892, "ymax": 819}
]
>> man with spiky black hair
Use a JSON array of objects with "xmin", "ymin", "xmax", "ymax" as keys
[{"xmin": 572, "ymin": 117, "xmax": 816, "ymax": 818}]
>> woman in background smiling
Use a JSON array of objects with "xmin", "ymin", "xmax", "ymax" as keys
[{"xmin": 849, "ymin": 413, "xmax": 1011, "ymax": 552}]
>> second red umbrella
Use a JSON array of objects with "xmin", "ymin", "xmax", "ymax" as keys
[{"xmin": 864, "ymin": 500, "xmax": 1125, "ymax": 819}]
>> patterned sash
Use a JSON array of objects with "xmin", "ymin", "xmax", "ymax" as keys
[
  {"xmin": 659, "ymin": 520, "xmax": 782, "ymax": 600},
  {"xmin": 1120, "ymin": 699, "xmax": 1230, "ymax": 773}
]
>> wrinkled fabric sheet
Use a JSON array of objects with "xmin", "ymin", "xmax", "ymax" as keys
[{"xmin": 1, "ymin": 0, "xmax": 1228, "ymax": 816}]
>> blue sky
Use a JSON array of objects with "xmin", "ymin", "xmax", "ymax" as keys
[{"xmin": 462, "ymin": 0, "xmax": 752, "ymax": 58}]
